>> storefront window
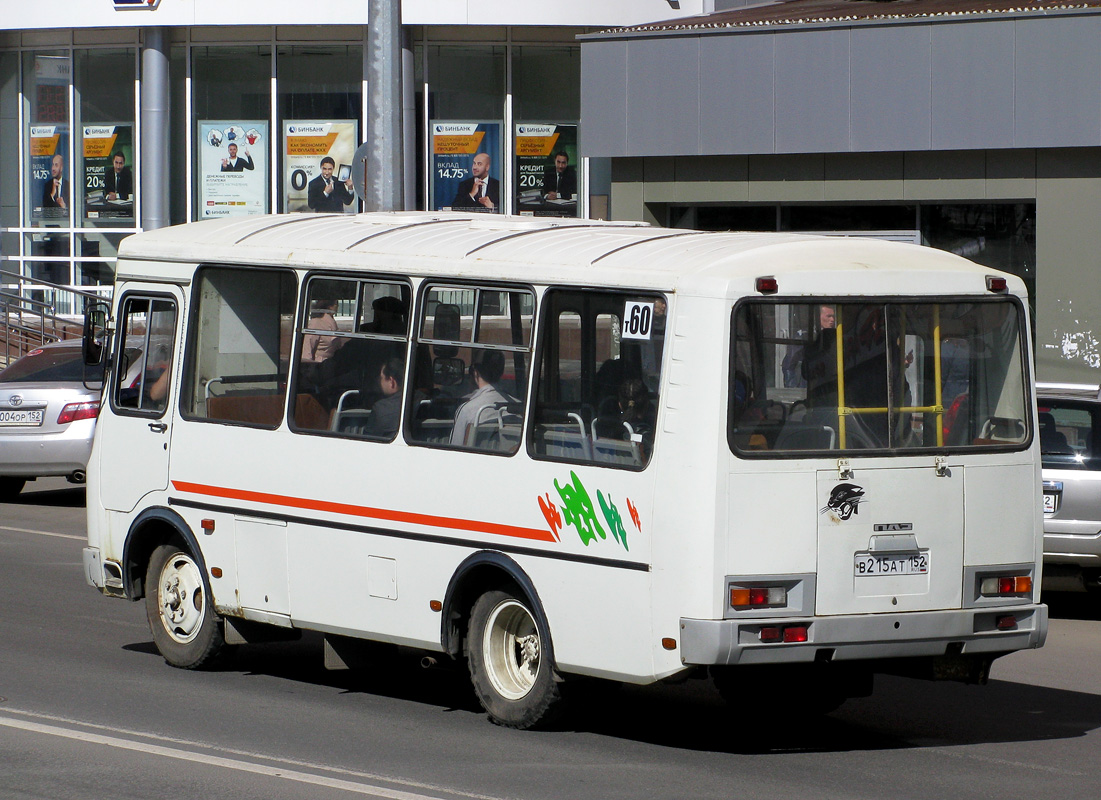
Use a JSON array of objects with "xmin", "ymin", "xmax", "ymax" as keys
[
  {"xmin": 192, "ymin": 46, "xmax": 272, "ymax": 220},
  {"xmin": 23, "ymin": 51, "xmax": 72, "ymax": 232},
  {"xmin": 512, "ymin": 46, "xmax": 579, "ymax": 121},
  {"xmin": 76, "ymin": 48, "xmax": 137, "ymax": 231},
  {"xmin": 426, "ymin": 46, "xmax": 505, "ymax": 215},
  {"xmin": 427, "ymin": 45, "xmax": 504, "ymax": 120},
  {"xmin": 276, "ymin": 45, "xmax": 362, "ymax": 213},
  {"xmin": 511, "ymin": 46, "xmax": 581, "ymax": 219},
  {"xmin": 1, "ymin": 51, "xmax": 19, "ymax": 280},
  {"xmin": 921, "ymin": 204, "xmax": 1036, "ymax": 307}
]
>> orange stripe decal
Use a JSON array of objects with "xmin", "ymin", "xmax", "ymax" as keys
[{"xmin": 171, "ymin": 480, "xmax": 558, "ymax": 543}]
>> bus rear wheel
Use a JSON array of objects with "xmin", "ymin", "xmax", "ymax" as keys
[
  {"xmin": 466, "ymin": 589, "xmax": 562, "ymax": 729},
  {"xmin": 145, "ymin": 542, "xmax": 224, "ymax": 669}
]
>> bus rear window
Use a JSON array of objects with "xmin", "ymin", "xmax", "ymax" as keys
[{"xmin": 730, "ymin": 299, "xmax": 1029, "ymax": 455}]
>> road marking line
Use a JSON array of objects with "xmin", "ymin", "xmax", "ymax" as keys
[
  {"xmin": 0, "ymin": 710, "xmax": 508, "ymax": 800},
  {"xmin": 0, "ymin": 525, "xmax": 84, "ymax": 541}
]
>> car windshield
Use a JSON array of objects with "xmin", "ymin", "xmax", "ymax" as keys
[
  {"xmin": 0, "ymin": 345, "xmax": 104, "ymax": 383},
  {"xmin": 730, "ymin": 299, "xmax": 1030, "ymax": 454}
]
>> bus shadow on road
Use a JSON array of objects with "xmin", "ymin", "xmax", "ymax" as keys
[
  {"xmin": 122, "ymin": 622, "xmax": 1101, "ymax": 755},
  {"xmin": 552, "ymin": 669, "xmax": 1101, "ymax": 754}
]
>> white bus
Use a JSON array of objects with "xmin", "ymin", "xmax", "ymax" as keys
[{"xmin": 82, "ymin": 212, "xmax": 1047, "ymax": 729}]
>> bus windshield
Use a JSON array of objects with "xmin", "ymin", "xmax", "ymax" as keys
[{"xmin": 730, "ymin": 299, "xmax": 1030, "ymax": 454}]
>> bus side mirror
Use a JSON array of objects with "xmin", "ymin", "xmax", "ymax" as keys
[{"xmin": 82, "ymin": 300, "xmax": 110, "ymax": 367}]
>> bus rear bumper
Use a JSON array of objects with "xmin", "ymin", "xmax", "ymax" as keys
[{"xmin": 680, "ymin": 604, "xmax": 1048, "ymax": 666}]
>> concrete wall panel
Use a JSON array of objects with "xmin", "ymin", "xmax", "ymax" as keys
[
  {"xmin": 774, "ymin": 29, "xmax": 850, "ymax": 153},
  {"xmin": 930, "ymin": 21, "xmax": 1014, "ymax": 150},
  {"xmin": 699, "ymin": 34, "xmax": 775, "ymax": 156},
  {"xmin": 581, "ymin": 41, "xmax": 629, "ymax": 156},
  {"xmin": 850, "ymin": 25, "xmax": 931, "ymax": 152},
  {"xmin": 624, "ymin": 37, "xmax": 701, "ymax": 157},
  {"xmin": 1015, "ymin": 15, "xmax": 1101, "ymax": 148}
]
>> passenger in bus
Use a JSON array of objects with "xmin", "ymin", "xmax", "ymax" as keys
[
  {"xmin": 301, "ymin": 290, "xmax": 344, "ymax": 363},
  {"xmin": 802, "ymin": 304, "xmax": 838, "ymax": 407},
  {"xmin": 450, "ymin": 351, "xmax": 510, "ymax": 445},
  {"xmin": 363, "ymin": 357, "xmax": 405, "ymax": 439}
]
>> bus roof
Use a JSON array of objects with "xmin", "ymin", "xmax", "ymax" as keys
[{"xmin": 117, "ymin": 212, "xmax": 1022, "ymax": 298}]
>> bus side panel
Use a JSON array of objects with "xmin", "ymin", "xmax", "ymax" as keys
[
  {"xmin": 166, "ymin": 416, "xmax": 666, "ymax": 681},
  {"xmin": 647, "ymin": 296, "xmax": 731, "ymax": 677}
]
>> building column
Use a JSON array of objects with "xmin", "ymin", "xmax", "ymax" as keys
[
  {"xmin": 366, "ymin": 0, "xmax": 403, "ymax": 212},
  {"xmin": 140, "ymin": 27, "xmax": 170, "ymax": 231}
]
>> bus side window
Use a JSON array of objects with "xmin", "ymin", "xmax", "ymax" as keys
[
  {"xmin": 407, "ymin": 284, "xmax": 534, "ymax": 454},
  {"xmin": 180, "ymin": 266, "xmax": 297, "ymax": 428},
  {"xmin": 289, "ymin": 278, "xmax": 411, "ymax": 440},
  {"xmin": 529, "ymin": 289, "xmax": 666, "ymax": 469}
]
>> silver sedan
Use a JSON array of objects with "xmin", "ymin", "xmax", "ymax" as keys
[
  {"xmin": 1038, "ymin": 382, "xmax": 1101, "ymax": 595},
  {"xmin": 0, "ymin": 340, "xmax": 104, "ymax": 501}
]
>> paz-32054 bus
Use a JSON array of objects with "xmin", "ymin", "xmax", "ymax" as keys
[{"xmin": 82, "ymin": 212, "xmax": 1046, "ymax": 729}]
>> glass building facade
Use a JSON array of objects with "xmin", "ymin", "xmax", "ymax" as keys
[{"xmin": 0, "ymin": 26, "xmax": 583, "ymax": 314}]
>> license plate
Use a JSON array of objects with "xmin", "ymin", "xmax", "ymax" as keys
[
  {"xmin": 1043, "ymin": 493, "xmax": 1058, "ymax": 514},
  {"xmin": 854, "ymin": 552, "xmax": 929, "ymax": 576},
  {"xmin": 0, "ymin": 408, "xmax": 44, "ymax": 427}
]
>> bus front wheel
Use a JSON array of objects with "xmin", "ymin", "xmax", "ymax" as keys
[
  {"xmin": 466, "ymin": 589, "xmax": 562, "ymax": 729},
  {"xmin": 145, "ymin": 542, "xmax": 224, "ymax": 669}
]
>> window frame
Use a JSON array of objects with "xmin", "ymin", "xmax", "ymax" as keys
[
  {"xmin": 727, "ymin": 294, "xmax": 1034, "ymax": 459},
  {"xmin": 286, "ymin": 270, "xmax": 414, "ymax": 441},
  {"xmin": 179, "ymin": 263, "xmax": 298, "ymax": 430},
  {"xmin": 109, "ymin": 291, "xmax": 178, "ymax": 420},
  {"xmin": 404, "ymin": 278, "xmax": 538, "ymax": 455},
  {"xmin": 527, "ymin": 285, "xmax": 668, "ymax": 472}
]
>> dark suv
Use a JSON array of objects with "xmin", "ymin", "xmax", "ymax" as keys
[{"xmin": 1038, "ymin": 383, "xmax": 1101, "ymax": 594}]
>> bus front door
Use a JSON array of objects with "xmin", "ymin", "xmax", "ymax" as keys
[{"xmin": 98, "ymin": 287, "xmax": 184, "ymax": 513}]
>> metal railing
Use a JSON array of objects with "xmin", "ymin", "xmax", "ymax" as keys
[{"xmin": 1, "ymin": 268, "xmax": 110, "ymax": 368}]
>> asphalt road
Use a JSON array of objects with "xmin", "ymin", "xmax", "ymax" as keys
[{"xmin": 2, "ymin": 477, "xmax": 1100, "ymax": 799}]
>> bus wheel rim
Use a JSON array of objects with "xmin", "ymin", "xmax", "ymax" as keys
[
  {"xmin": 159, "ymin": 553, "xmax": 205, "ymax": 644},
  {"xmin": 483, "ymin": 598, "xmax": 540, "ymax": 701}
]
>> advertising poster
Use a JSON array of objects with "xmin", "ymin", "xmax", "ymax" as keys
[
  {"xmin": 431, "ymin": 121, "xmax": 502, "ymax": 213},
  {"xmin": 283, "ymin": 120, "xmax": 360, "ymax": 213},
  {"xmin": 30, "ymin": 125, "xmax": 70, "ymax": 222},
  {"xmin": 198, "ymin": 120, "xmax": 268, "ymax": 219},
  {"xmin": 83, "ymin": 124, "xmax": 134, "ymax": 221},
  {"xmin": 515, "ymin": 123, "xmax": 579, "ymax": 218}
]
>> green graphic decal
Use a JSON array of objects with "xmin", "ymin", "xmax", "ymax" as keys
[
  {"xmin": 553, "ymin": 470, "xmax": 606, "ymax": 546},
  {"xmin": 597, "ymin": 490, "xmax": 629, "ymax": 552},
  {"xmin": 544, "ymin": 470, "xmax": 632, "ymax": 552}
]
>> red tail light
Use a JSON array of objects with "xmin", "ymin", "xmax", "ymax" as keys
[{"xmin": 57, "ymin": 401, "xmax": 100, "ymax": 425}]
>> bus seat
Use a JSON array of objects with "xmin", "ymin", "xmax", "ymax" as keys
[
  {"xmin": 775, "ymin": 421, "xmax": 837, "ymax": 451},
  {"xmin": 1039, "ymin": 412, "xmax": 1072, "ymax": 454},
  {"xmin": 294, "ymin": 393, "xmax": 333, "ymax": 430},
  {"xmin": 471, "ymin": 402, "xmax": 522, "ymax": 451},
  {"xmin": 207, "ymin": 393, "xmax": 285, "ymax": 426}
]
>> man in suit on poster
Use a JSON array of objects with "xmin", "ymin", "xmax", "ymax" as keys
[
  {"xmin": 451, "ymin": 152, "xmax": 499, "ymax": 211},
  {"xmin": 105, "ymin": 152, "xmax": 133, "ymax": 201},
  {"xmin": 42, "ymin": 153, "xmax": 68, "ymax": 210},
  {"xmin": 307, "ymin": 156, "xmax": 355, "ymax": 213},
  {"xmin": 540, "ymin": 150, "xmax": 577, "ymax": 200}
]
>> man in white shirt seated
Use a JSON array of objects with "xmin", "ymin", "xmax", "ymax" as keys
[{"xmin": 450, "ymin": 351, "xmax": 509, "ymax": 446}]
